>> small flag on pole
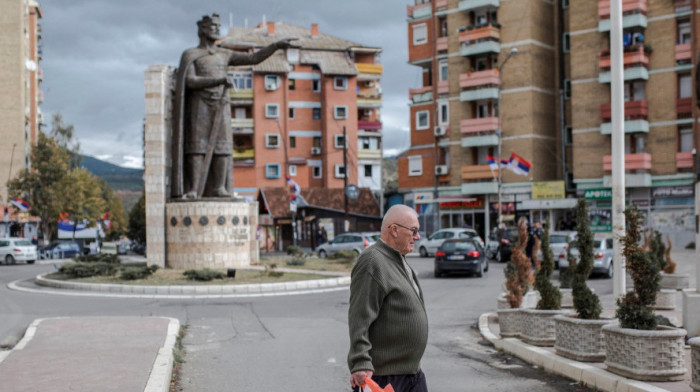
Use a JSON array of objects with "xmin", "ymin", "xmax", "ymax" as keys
[
  {"xmin": 509, "ymin": 152, "xmax": 532, "ymax": 176},
  {"xmin": 10, "ymin": 198, "xmax": 30, "ymax": 212},
  {"xmin": 486, "ymin": 155, "xmax": 498, "ymax": 171}
]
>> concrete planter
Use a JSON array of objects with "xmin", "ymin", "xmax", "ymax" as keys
[
  {"xmin": 691, "ymin": 338, "xmax": 700, "ymax": 391},
  {"xmin": 653, "ymin": 289, "xmax": 677, "ymax": 310},
  {"xmin": 520, "ymin": 309, "xmax": 569, "ymax": 346},
  {"xmin": 554, "ymin": 315, "xmax": 616, "ymax": 362},
  {"xmin": 496, "ymin": 308, "xmax": 522, "ymax": 338},
  {"xmin": 602, "ymin": 324, "xmax": 687, "ymax": 381},
  {"xmin": 660, "ymin": 272, "xmax": 689, "ymax": 290},
  {"xmin": 560, "ymin": 288, "xmax": 573, "ymax": 308}
]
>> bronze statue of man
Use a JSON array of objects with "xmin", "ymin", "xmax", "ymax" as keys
[{"xmin": 172, "ymin": 14, "xmax": 294, "ymax": 199}]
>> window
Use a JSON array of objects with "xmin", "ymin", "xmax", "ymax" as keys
[
  {"xmin": 265, "ymin": 104, "xmax": 279, "ymax": 118},
  {"xmin": 265, "ymin": 134, "xmax": 280, "ymax": 148},
  {"xmin": 335, "ymin": 164, "xmax": 346, "ymax": 178},
  {"xmin": 562, "ymin": 0, "xmax": 569, "ymax": 9},
  {"xmin": 565, "ymin": 126, "xmax": 573, "ymax": 146},
  {"xmin": 439, "ymin": 59, "xmax": 448, "ymax": 81},
  {"xmin": 264, "ymin": 75, "xmax": 279, "ymax": 91},
  {"xmin": 475, "ymin": 11, "xmax": 487, "ymax": 25},
  {"xmin": 312, "ymin": 79, "xmax": 321, "ymax": 92},
  {"xmin": 289, "ymin": 165, "xmax": 297, "ymax": 176},
  {"xmin": 334, "ymin": 106, "xmax": 347, "ymax": 119},
  {"xmin": 413, "ymin": 23, "xmax": 427, "ymax": 45},
  {"xmin": 313, "ymin": 165, "xmax": 322, "ymax": 178},
  {"xmin": 334, "ymin": 77, "xmax": 347, "ymax": 90},
  {"xmin": 289, "ymin": 107, "xmax": 295, "ymax": 119},
  {"xmin": 360, "ymin": 137, "xmax": 371, "ymax": 150},
  {"xmin": 229, "ymin": 71, "xmax": 252, "ymax": 90},
  {"xmin": 679, "ymin": 126, "xmax": 693, "ymax": 152},
  {"xmin": 234, "ymin": 107, "xmax": 247, "ymax": 119},
  {"xmin": 289, "ymin": 79, "xmax": 296, "ymax": 90},
  {"xmin": 266, "ymin": 164, "xmax": 281, "ymax": 178},
  {"xmin": 313, "ymin": 108, "xmax": 321, "ymax": 120},
  {"xmin": 416, "ymin": 110, "xmax": 429, "ymax": 130},
  {"xmin": 679, "ymin": 74, "xmax": 692, "ymax": 98},
  {"xmin": 408, "ymin": 155, "xmax": 423, "ymax": 176},
  {"xmin": 624, "ymin": 81, "xmax": 646, "ymax": 101},
  {"xmin": 439, "ymin": 18, "xmax": 447, "ymax": 37},
  {"xmin": 313, "ymin": 136, "xmax": 321, "ymax": 148},
  {"xmin": 289, "ymin": 136, "xmax": 296, "ymax": 149},
  {"xmin": 475, "ymin": 57, "xmax": 488, "ymax": 71},
  {"xmin": 678, "ymin": 20, "xmax": 691, "ymax": 44},
  {"xmin": 334, "ymin": 135, "xmax": 346, "ymax": 148},
  {"xmin": 624, "ymin": 133, "xmax": 646, "ymax": 154},
  {"xmin": 476, "ymin": 102, "xmax": 489, "ymax": 118},
  {"xmin": 364, "ymin": 164, "xmax": 373, "ymax": 177},
  {"xmin": 562, "ymin": 33, "xmax": 570, "ymax": 53},
  {"xmin": 564, "ymin": 79, "xmax": 571, "ymax": 99},
  {"xmin": 287, "ymin": 48, "xmax": 299, "ymax": 63},
  {"xmin": 439, "ymin": 102, "xmax": 448, "ymax": 124}
]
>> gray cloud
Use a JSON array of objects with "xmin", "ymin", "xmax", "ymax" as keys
[{"xmin": 40, "ymin": 0, "xmax": 419, "ymax": 168}]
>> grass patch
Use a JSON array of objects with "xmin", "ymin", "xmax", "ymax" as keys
[{"xmin": 260, "ymin": 255, "xmax": 354, "ymax": 273}]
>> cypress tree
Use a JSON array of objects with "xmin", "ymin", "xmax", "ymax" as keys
[
  {"xmin": 535, "ymin": 224, "xmax": 561, "ymax": 309},
  {"xmin": 571, "ymin": 198, "xmax": 602, "ymax": 319}
]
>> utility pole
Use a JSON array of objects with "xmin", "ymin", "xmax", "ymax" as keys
[
  {"xmin": 7, "ymin": 144, "xmax": 17, "ymax": 201},
  {"xmin": 496, "ymin": 48, "xmax": 518, "ymax": 227},
  {"xmin": 343, "ymin": 125, "xmax": 349, "ymax": 233}
]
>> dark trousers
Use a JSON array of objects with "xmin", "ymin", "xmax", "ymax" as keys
[{"xmin": 355, "ymin": 370, "xmax": 428, "ymax": 392}]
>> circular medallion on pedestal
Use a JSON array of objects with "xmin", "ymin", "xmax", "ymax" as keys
[
  {"xmin": 170, "ymin": 217, "xmax": 178, "ymax": 226},
  {"xmin": 233, "ymin": 216, "xmax": 240, "ymax": 225},
  {"xmin": 199, "ymin": 216, "xmax": 209, "ymax": 226},
  {"xmin": 183, "ymin": 217, "xmax": 192, "ymax": 227},
  {"xmin": 217, "ymin": 216, "xmax": 226, "ymax": 225},
  {"xmin": 243, "ymin": 217, "xmax": 248, "ymax": 225}
]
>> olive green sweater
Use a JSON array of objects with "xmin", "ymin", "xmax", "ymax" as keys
[{"xmin": 347, "ymin": 239, "xmax": 429, "ymax": 376}]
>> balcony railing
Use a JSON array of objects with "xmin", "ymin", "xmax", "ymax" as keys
[
  {"xmin": 599, "ymin": 47, "xmax": 648, "ymax": 70},
  {"xmin": 459, "ymin": 0, "xmax": 500, "ymax": 12},
  {"xmin": 435, "ymin": 0, "xmax": 448, "ymax": 9},
  {"xmin": 603, "ymin": 153, "xmax": 651, "ymax": 171},
  {"xmin": 358, "ymin": 149, "xmax": 382, "ymax": 160},
  {"xmin": 436, "ymin": 36, "xmax": 448, "ymax": 52},
  {"xmin": 437, "ymin": 80, "xmax": 449, "ymax": 95},
  {"xmin": 233, "ymin": 148, "xmax": 255, "ymax": 161},
  {"xmin": 598, "ymin": 0, "xmax": 646, "ymax": 18},
  {"xmin": 356, "ymin": 63, "xmax": 383, "ymax": 75},
  {"xmin": 231, "ymin": 118, "xmax": 254, "ymax": 129},
  {"xmin": 600, "ymin": 100, "xmax": 647, "ymax": 121},
  {"xmin": 675, "ymin": 43, "xmax": 691, "ymax": 62},
  {"xmin": 676, "ymin": 152, "xmax": 694, "ymax": 169},
  {"xmin": 677, "ymin": 97, "xmax": 692, "ymax": 116},
  {"xmin": 357, "ymin": 97, "xmax": 382, "ymax": 108},
  {"xmin": 460, "ymin": 69, "xmax": 500, "ymax": 89},
  {"xmin": 410, "ymin": 86, "xmax": 433, "ymax": 104},
  {"xmin": 230, "ymin": 89, "xmax": 254, "ymax": 100},
  {"xmin": 461, "ymin": 117, "xmax": 498, "ymax": 134},
  {"xmin": 358, "ymin": 120, "xmax": 382, "ymax": 130},
  {"xmin": 407, "ymin": 2, "xmax": 432, "ymax": 19},
  {"xmin": 461, "ymin": 164, "xmax": 496, "ymax": 180},
  {"xmin": 459, "ymin": 24, "xmax": 500, "ymax": 45}
]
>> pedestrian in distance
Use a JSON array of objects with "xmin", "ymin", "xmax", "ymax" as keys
[{"xmin": 348, "ymin": 204, "xmax": 429, "ymax": 392}]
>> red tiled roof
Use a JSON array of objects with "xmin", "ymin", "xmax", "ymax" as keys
[{"xmin": 260, "ymin": 187, "xmax": 380, "ymax": 218}]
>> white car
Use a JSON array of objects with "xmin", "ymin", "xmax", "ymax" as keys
[
  {"xmin": 0, "ymin": 237, "xmax": 38, "ymax": 264},
  {"xmin": 561, "ymin": 233, "xmax": 614, "ymax": 278},
  {"xmin": 417, "ymin": 228, "xmax": 484, "ymax": 257},
  {"xmin": 536, "ymin": 231, "xmax": 576, "ymax": 268}
]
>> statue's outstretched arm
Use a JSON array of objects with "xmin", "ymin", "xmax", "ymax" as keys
[{"xmin": 228, "ymin": 38, "xmax": 298, "ymax": 66}]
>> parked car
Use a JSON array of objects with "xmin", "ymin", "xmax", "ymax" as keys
[
  {"xmin": 0, "ymin": 237, "xmax": 38, "ymax": 264},
  {"xmin": 101, "ymin": 241, "xmax": 118, "ymax": 255},
  {"xmin": 535, "ymin": 231, "xmax": 576, "ymax": 268},
  {"xmin": 561, "ymin": 233, "xmax": 614, "ymax": 278},
  {"xmin": 41, "ymin": 241, "xmax": 81, "ymax": 260},
  {"xmin": 417, "ymin": 228, "xmax": 484, "ymax": 257},
  {"xmin": 434, "ymin": 238, "xmax": 488, "ymax": 278},
  {"xmin": 316, "ymin": 232, "xmax": 378, "ymax": 258}
]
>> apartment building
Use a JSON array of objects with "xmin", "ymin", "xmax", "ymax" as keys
[
  {"xmin": 0, "ymin": 0, "xmax": 43, "ymax": 204},
  {"xmin": 569, "ymin": 0, "xmax": 699, "ymax": 246},
  {"xmin": 401, "ymin": 0, "xmax": 563, "ymax": 239},
  {"xmin": 224, "ymin": 22, "xmax": 383, "ymax": 200}
]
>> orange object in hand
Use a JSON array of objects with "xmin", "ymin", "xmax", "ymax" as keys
[{"xmin": 363, "ymin": 377, "xmax": 395, "ymax": 392}]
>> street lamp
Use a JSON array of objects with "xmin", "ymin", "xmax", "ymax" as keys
[{"xmin": 497, "ymin": 47, "xmax": 518, "ymax": 228}]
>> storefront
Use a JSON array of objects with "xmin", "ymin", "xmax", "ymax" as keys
[{"xmin": 649, "ymin": 186, "xmax": 695, "ymax": 249}]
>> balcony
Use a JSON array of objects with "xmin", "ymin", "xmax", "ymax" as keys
[
  {"xmin": 229, "ymin": 89, "xmax": 254, "ymax": 100},
  {"xmin": 358, "ymin": 120, "xmax": 382, "ymax": 130},
  {"xmin": 435, "ymin": 0, "xmax": 448, "ymax": 10},
  {"xmin": 460, "ymin": 40, "xmax": 500, "ymax": 57},
  {"xmin": 600, "ymin": 120, "xmax": 649, "ymax": 134},
  {"xmin": 437, "ymin": 80, "xmax": 449, "ymax": 95},
  {"xmin": 677, "ymin": 97, "xmax": 692, "ymax": 116},
  {"xmin": 598, "ymin": 0, "xmax": 646, "ymax": 19},
  {"xmin": 231, "ymin": 118, "xmax": 254, "ymax": 133},
  {"xmin": 600, "ymin": 100, "xmax": 647, "ymax": 121},
  {"xmin": 407, "ymin": 2, "xmax": 432, "ymax": 19},
  {"xmin": 356, "ymin": 63, "xmax": 383, "ymax": 75},
  {"xmin": 358, "ymin": 149, "xmax": 382, "ymax": 160},
  {"xmin": 436, "ymin": 36, "xmax": 448, "ymax": 52},
  {"xmin": 598, "ymin": 13, "xmax": 647, "ymax": 31},
  {"xmin": 461, "ymin": 117, "xmax": 498, "ymax": 134},
  {"xmin": 460, "ymin": 164, "xmax": 498, "ymax": 194},
  {"xmin": 461, "ymin": 134, "xmax": 499, "ymax": 147},
  {"xmin": 459, "ymin": 0, "xmax": 499, "ymax": 11},
  {"xmin": 357, "ymin": 97, "xmax": 382, "ymax": 108},
  {"xmin": 459, "ymin": 69, "xmax": 500, "ymax": 101},
  {"xmin": 675, "ymin": 43, "xmax": 691, "ymax": 63},
  {"xmin": 233, "ymin": 147, "xmax": 255, "ymax": 161},
  {"xmin": 459, "ymin": 24, "xmax": 500, "ymax": 45},
  {"xmin": 462, "ymin": 164, "xmax": 496, "ymax": 180},
  {"xmin": 603, "ymin": 153, "xmax": 651, "ymax": 171},
  {"xmin": 676, "ymin": 152, "xmax": 694, "ymax": 169},
  {"xmin": 410, "ymin": 86, "xmax": 433, "ymax": 105},
  {"xmin": 599, "ymin": 47, "xmax": 648, "ymax": 69}
]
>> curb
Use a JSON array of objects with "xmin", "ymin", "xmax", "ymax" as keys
[
  {"xmin": 144, "ymin": 318, "xmax": 180, "ymax": 392},
  {"xmin": 0, "ymin": 317, "xmax": 49, "ymax": 366},
  {"xmin": 478, "ymin": 313, "xmax": 674, "ymax": 392}
]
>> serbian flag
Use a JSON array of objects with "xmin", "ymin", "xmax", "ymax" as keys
[
  {"xmin": 285, "ymin": 175, "xmax": 300, "ymax": 203},
  {"xmin": 10, "ymin": 199, "xmax": 30, "ymax": 212},
  {"xmin": 486, "ymin": 155, "xmax": 498, "ymax": 172},
  {"xmin": 509, "ymin": 152, "xmax": 532, "ymax": 176}
]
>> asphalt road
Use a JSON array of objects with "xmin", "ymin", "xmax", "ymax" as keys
[{"xmin": 0, "ymin": 257, "xmax": 598, "ymax": 391}]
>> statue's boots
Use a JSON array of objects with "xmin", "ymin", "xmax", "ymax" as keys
[{"xmin": 212, "ymin": 187, "xmax": 231, "ymax": 197}]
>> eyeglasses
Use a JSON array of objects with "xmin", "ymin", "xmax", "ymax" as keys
[{"xmin": 393, "ymin": 223, "xmax": 420, "ymax": 237}]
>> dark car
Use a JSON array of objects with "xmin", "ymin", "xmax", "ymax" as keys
[
  {"xmin": 497, "ymin": 228, "xmax": 519, "ymax": 263},
  {"xmin": 41, "ymin": 241, "xmax": 81, "ymax": 259},
  {"xmin": 434, "ymin": 238, "xmax": 488, "ymax": 278}
]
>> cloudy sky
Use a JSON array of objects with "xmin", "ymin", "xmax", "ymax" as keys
[{"xmin": 39, "ymin": 0, "xmax": 420, "ymax": 169}]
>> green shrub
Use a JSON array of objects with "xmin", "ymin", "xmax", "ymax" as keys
[
  {"xmin": 535, "ymin": 225, "xmax": 561, "ymax": 310},
  {"xmin": 59, "ymin": 262, "xmax": 118, "ymax": 278},
  {"xmin": 286, "ymin": 256, "xmax": 306, "ymax": 266},
  {"xmin": 286, "ymin": 245, "xmax": 302, "ymax": 256},
  {"xmin": 331, "ymin": 250, "xmax": 358, "ymax": 260},
  {"xmin": 264, "ymin": 264, "xmax": 284, "ymax": 278},
  {"xmin": 571, "ymin": 198, "xmax": 602, "ymax": 320},
  {"xmin": 183, "ymin": 268, "xmax": 226, "ymax": 281},
  {"xmin": 74, "ymin": 253, "xmax": 121, "ymax": 263},
  {"xmin": 119, "ymin": 265, "xmax": 159, "ymax": 280},
  {"xmin": 617, "ymin": 206, "xmax": 659, "ymax": 330},
  {"xmin": 648, "ymin": 230, "xmax": 666, "ymax": 271}
]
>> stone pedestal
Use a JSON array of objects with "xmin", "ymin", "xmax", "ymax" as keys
[
  {"xmin": 654, "ymin": 289, "xmax": 677, "ymax": 310},
  {"xmin": 683, "ymin": 290, "xmax": 700, "ymax": 337},
  {"xmin": 166, "ymin": 201, "xmax": 258, "ymax": 269}
]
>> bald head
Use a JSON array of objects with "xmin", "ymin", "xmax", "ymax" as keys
[
  {"xmin": 382, "ymin": 205, "xmax": 418, "ymax": 233},
  {"xmin": 381, "ymin": 205, "xmax": 420, "ymax": 255}
]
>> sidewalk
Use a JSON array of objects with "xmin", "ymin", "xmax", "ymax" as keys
[{"xmin": 0, "ymin": 317, "xmax": 179, "ymax": 392}]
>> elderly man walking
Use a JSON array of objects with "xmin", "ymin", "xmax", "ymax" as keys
[{"xmin": 348, "ymin": 204, "xmax": 429, "ymax": 392}]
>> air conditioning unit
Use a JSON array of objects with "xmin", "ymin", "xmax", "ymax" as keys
[
  {"xmin": 434, "ymin": 126, "xmax": 447, "ymax": 137},
  {"xmin": 366, "ymin": 81, "xmax": 375, "ymax": 87},
  {"xmin": 311, "ymin": 147, "xmax": 321, "ymax": 156},
  {"xmin": 363, "ymin": 109, "xmax": 373, "ymax": 117},
  {"xmin": 435, "ymin": 165, "xmax": 449, "ymax": 175}
]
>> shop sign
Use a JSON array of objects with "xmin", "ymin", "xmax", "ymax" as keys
[
  {"xmin": 440, "ymin": 199, "xmax": 483, "ymax": 210},
  {"xmin": 652, "ymin": 186, "xmax": 693, "ymax": 198},
  {"xmin": 584, "ymin": 188, "xmax": 612, "ymax": 200},
  {"xmin": 490, "ymin": 202, "xmax": 515, "ymax": 214},
  {"xmin": 589, "ymin": 209, "xmax": 612, "ymax": 232},
  {"xmin": 532, "ymin": 181, "xmax": 565, "ymax": 200},
  {"xmin": 414, "ymin": 192, "xmax": 434, "ymax": 204},
  {"xmin": 631, "ymin": 199, "xmax": 649, "ymax": 207}
]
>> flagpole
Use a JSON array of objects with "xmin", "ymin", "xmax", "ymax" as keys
[{"xmin": 497, "ymin": 48, "xmax": 518, "ymax": 227}]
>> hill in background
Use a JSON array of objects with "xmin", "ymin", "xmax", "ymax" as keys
[{"xmin": 80, "ymin": 155, "xmax": 143, "ymax": 211}]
